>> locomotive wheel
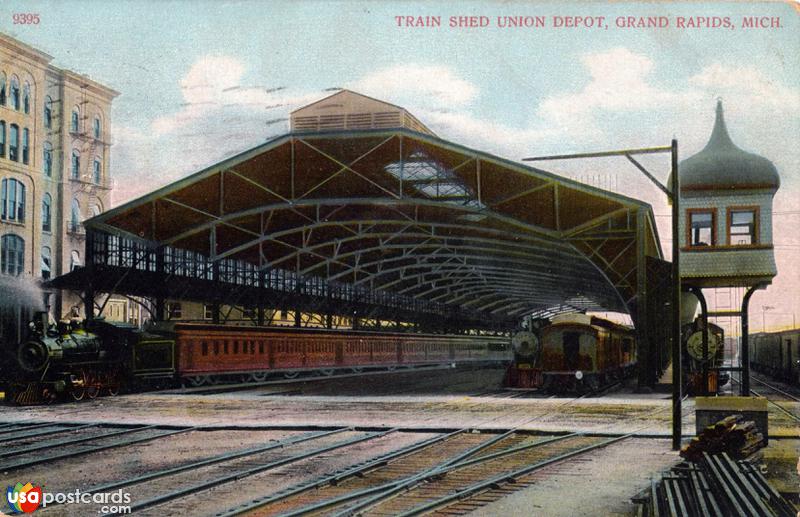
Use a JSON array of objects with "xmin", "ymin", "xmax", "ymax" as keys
[
  {"xmin": 350, "ymin": 367, "xmax": 363, "ymax": 373},
  {"xmin": 283, "ymin": 371, "xmax": 299, "ymax": 379},
  {"xmin": 319, "ymin": 369, "xmax": 335, "ymax": 377},
  {"xmin": 71, "ymin": 387, "xmax": 86, "ymax": 401},
  {"xmin": 86, "ymin": 373, "xmax": 100, "ymax": 399},
  {"xmin": 107, "ymin": 385, "xmax": 120, "ymax": 396},
  {"xmin": 250, "ymin": 372, "xmax": 268, "ymax": 382}
]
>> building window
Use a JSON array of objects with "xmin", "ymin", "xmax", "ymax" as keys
[
  {"xmin": 0, "ymin": 121, "xmax": 4, "ymax": 158},
  {"xmin": 90, "ymin": 204, "xmax": 102, "ymax": 218},
  {"xmin": 44, "ymin": 97, "xmax": 52, "ymax": 129},
  {"xmin": 729, "ymin": 208, "xmax": 758, "ymax": 246},
  {"xmin": 688, "ymin": 210, "xmax": 715, "ymax": 247},
  {"xmin": 0, "ymin": 73, "xmax": 6, "ymax": 106},
  {"xmin": 1, "ymin": 234, "xmax": 25, "ymax": 276},
  {"xmin": 167, "ymin": 302, "xmax": 182, "ymax": 319},
  {"xmin": 9, "ymin": 124, "xmax": 18, "ymax": 161},
  {"xmin": 203, "ymin": 304, "xmax": 215, "ymax": 320},
  {"xmin": 41, "ymin": 246, "xmax": 51, "ymax": 280},
  {"xmin": 93, "ymin": 159, "xmax": 101, "ymax": 184},
  {"xmin": 22, "ymin": 82, "xmax": 30, "ymax": 114},
  {"xmin": 93, "ymin": 116, "xmax": 101, "ymax": 139},
  {"xmin": 10, "ymin": 76, "xmax": 20, "ymax": 111},
  {"xmin": 43, "ymin": 142, "xmax": 53, "ymax": 177},
  {"xmin": 71, "ymin": 150, "xmax": 80, "ymax": 179},
  {"xmin": 71, "ymin": 108, "xmax": 80, "ymax": 133},
  {"xmin": 1, "ymin": 178, "xmax": 26, "ymax": 222},
  {"xmin": 42, "ymin": 193, "xmax": 52, "ymax": 232},
  {"xmin": 70, "ymin": 198, "xmax": 81, "ymax": 232},
  {"xmin": 70, "ymin": 250, "xmax": 81, "ymax": 271},
  {"xmin": 22, "ymin": 128, "xmax": 29, "ymax": 165}
]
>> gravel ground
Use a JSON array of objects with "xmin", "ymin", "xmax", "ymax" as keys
[
  {"xmin": 468, "ymin": 438, "xmax": 678, "ymax": 517},
  {"xmin": 0, "ymin": 366, "xmax": 796, "ymax": 516}
]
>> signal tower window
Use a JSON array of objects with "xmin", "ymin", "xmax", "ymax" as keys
[
  {"xmin": 729, "ymin": 209, "xmax": 757, "ymax": 245},
  {"xmin": 689, "ymin": 210, "xmax": 715, "ymax": 247}
]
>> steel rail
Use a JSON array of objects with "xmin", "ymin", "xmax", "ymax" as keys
[
  {"xmin": 0, "ymin": 420, "xmax": 43, "ymax": 432},
  {"xmin": 0, "ymin": 422, "xmax": 96, "ymax": 444},
  {"xmin": 750, "ymin": 389, "xmax": 800, "ymax": 425},
  {"xmin": 392, "ymin": 433, "xmax": 633, "ymax": 517},
  {"xmin": 751, "ymin": 375, "xmax": 800, "ymax": 403},
  {"xmin": 0, "ymin": 424, "xmax": 160, "ymax": 460},
  {"xmin": 0, "ymin": 426, "xmax": 194, "ymax": 471},
  {"xmin": 215, "ymin": 429, "xmax": 467, "ymax": 517},
  {"xmin": 302, "ymin": 433, "xmax": 584, "ymax": 517},
  {"xmin": 106, "ymin": 429, "xmax": 397, "ymax": 516},
  {"xmin": 0, "ymin": 421, "xmax": 67, "ymax": 435},
  {"xmin": 41, "ymin": 428, "xmax": 349, "ymax": 510}
]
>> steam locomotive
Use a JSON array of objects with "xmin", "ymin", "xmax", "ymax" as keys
[
  {"xmin": 2, "ymin": 311, "xmax": 174, "ymax": 404},
  {"xmin": 681, "ymin": 319, "xmax": 728, "ymax": 394},
  {"xmin": 503, "ymin": 313, "xmax": 636, "ymax": 392},
  {"xmin": 2, "ymin": 305, "xmax": 510, "ymax": 404}
]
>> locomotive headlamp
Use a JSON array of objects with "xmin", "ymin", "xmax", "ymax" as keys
[{"xmin": 575, "ymin": 370, "xmax": 584, "ymax": 380}]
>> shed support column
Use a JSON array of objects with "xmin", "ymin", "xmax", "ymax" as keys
[
  {"xmin": 84, "ymin": 229, "xmax": 96, "ymax": 321},
  {"xmin": 326, "ymin": 289, "xmax": 333, "ymax": 329},
  {"xmin": 740, "ymin": 283, "xmax": 767, "ymax": 396},
  {"xmin": 689, "ymin": 287, "xmax": 709, "ymax": 396},
  {"xmin": 636, "ymin": 208, "xmax": 649, "ymax": 388},
  {"xmin": 257, "ymin": 269, "xmax": 265, "ymax": 326},
  {"xmin": 154, "ymin": 246, "xmax": 165, "ymax": 322},
  {"xmin": 211, "ymin": 261, "xmax": 220, "ymax": 324}
]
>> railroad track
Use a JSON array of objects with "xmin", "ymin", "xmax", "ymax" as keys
[
  {"xmin": 750, "ymin": 375, "xmax": 800, "ymax": 403},
  {"xmin": 216, "ymin": 431, "xmax": 630, "ymax": 517},
  {"xmin": 731, "ymin": 376, "xmax": 800, "ymax": 426},
  {"xmin": 0, "ymin": 421, "xmax": 193, "ymax": 472}
]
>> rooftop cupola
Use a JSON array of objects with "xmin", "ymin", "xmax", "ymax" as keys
[
  {"xmin": 679, "ymin": 100, "xmax": 780, "ymax": 192},
  {"xmin": 677, "ymin": 100, "xmax": 779, "ymax": 288}
]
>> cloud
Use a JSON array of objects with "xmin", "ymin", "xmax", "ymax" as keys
[
  {"xmin": 350, "ymin": 64, "xmax": 478, "ymax": 107},
  {"xmin": 112, "ymin": 54, "xmax": 324, "ymax": 202}
]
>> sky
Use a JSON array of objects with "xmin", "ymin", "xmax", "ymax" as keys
[{"xmin": 2, "ymin": 0, "xmax": 798, "ymax": 331}]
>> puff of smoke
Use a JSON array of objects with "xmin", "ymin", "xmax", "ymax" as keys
[{"xmin": 0, "ymin": 276, "xmax": 46, "ymax": 310}]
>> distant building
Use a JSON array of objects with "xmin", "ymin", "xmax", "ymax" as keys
[{"xmin": 0, "ymin": 32, "xmax": 122, "ymax": 320}]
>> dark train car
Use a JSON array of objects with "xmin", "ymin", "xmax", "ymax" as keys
[
  {"xmin": 166, "ymin": 323, "xmax": 510, "ymax": 386},
  {"xmin": 751, "ymin": 329, "xmax": 800, "ymax": 385},
  {"xmin": 504, "ymin": 313, "xmax": 636, "ymax": 392}
]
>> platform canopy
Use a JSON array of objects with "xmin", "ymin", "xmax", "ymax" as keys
[{"xmin": 84, "ymin": 128, "xmax": 663, "ymax": 321}]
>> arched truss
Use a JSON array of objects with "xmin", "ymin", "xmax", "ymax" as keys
[{"xmin": 87, "ymin": 129, "xmax": 663, "ymax": 322}]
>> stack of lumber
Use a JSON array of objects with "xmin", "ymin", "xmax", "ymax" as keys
[
  {"xmin": 633, "ymin": 452, "xmax": 796, "ymax": 517},
  {"xmin": 679, "ymin": 415, "xmax": 765, "ymax": 462}
]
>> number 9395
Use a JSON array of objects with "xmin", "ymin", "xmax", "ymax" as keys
[{"xmin": 13, "ymin": 13, "xmax": 40, "ymax": 25}]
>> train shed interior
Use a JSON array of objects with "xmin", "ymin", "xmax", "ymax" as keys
[{"xmin": 52, "ymin": 115, "xmax": 673, "ymax": 384}]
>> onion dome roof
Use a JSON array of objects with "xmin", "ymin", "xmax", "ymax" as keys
[{"xmin": 678, "ymin": 100, "xmax": 779, "ymax": 191}]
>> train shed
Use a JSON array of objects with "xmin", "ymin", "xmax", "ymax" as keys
[{"xmin": 52, "ymin": 90, "xmax": 671, "ymax": 384}]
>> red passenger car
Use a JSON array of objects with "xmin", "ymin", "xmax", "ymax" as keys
[{"xmin": 171, "ymin": 324, "xmax": 510, "ymax": 386}]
